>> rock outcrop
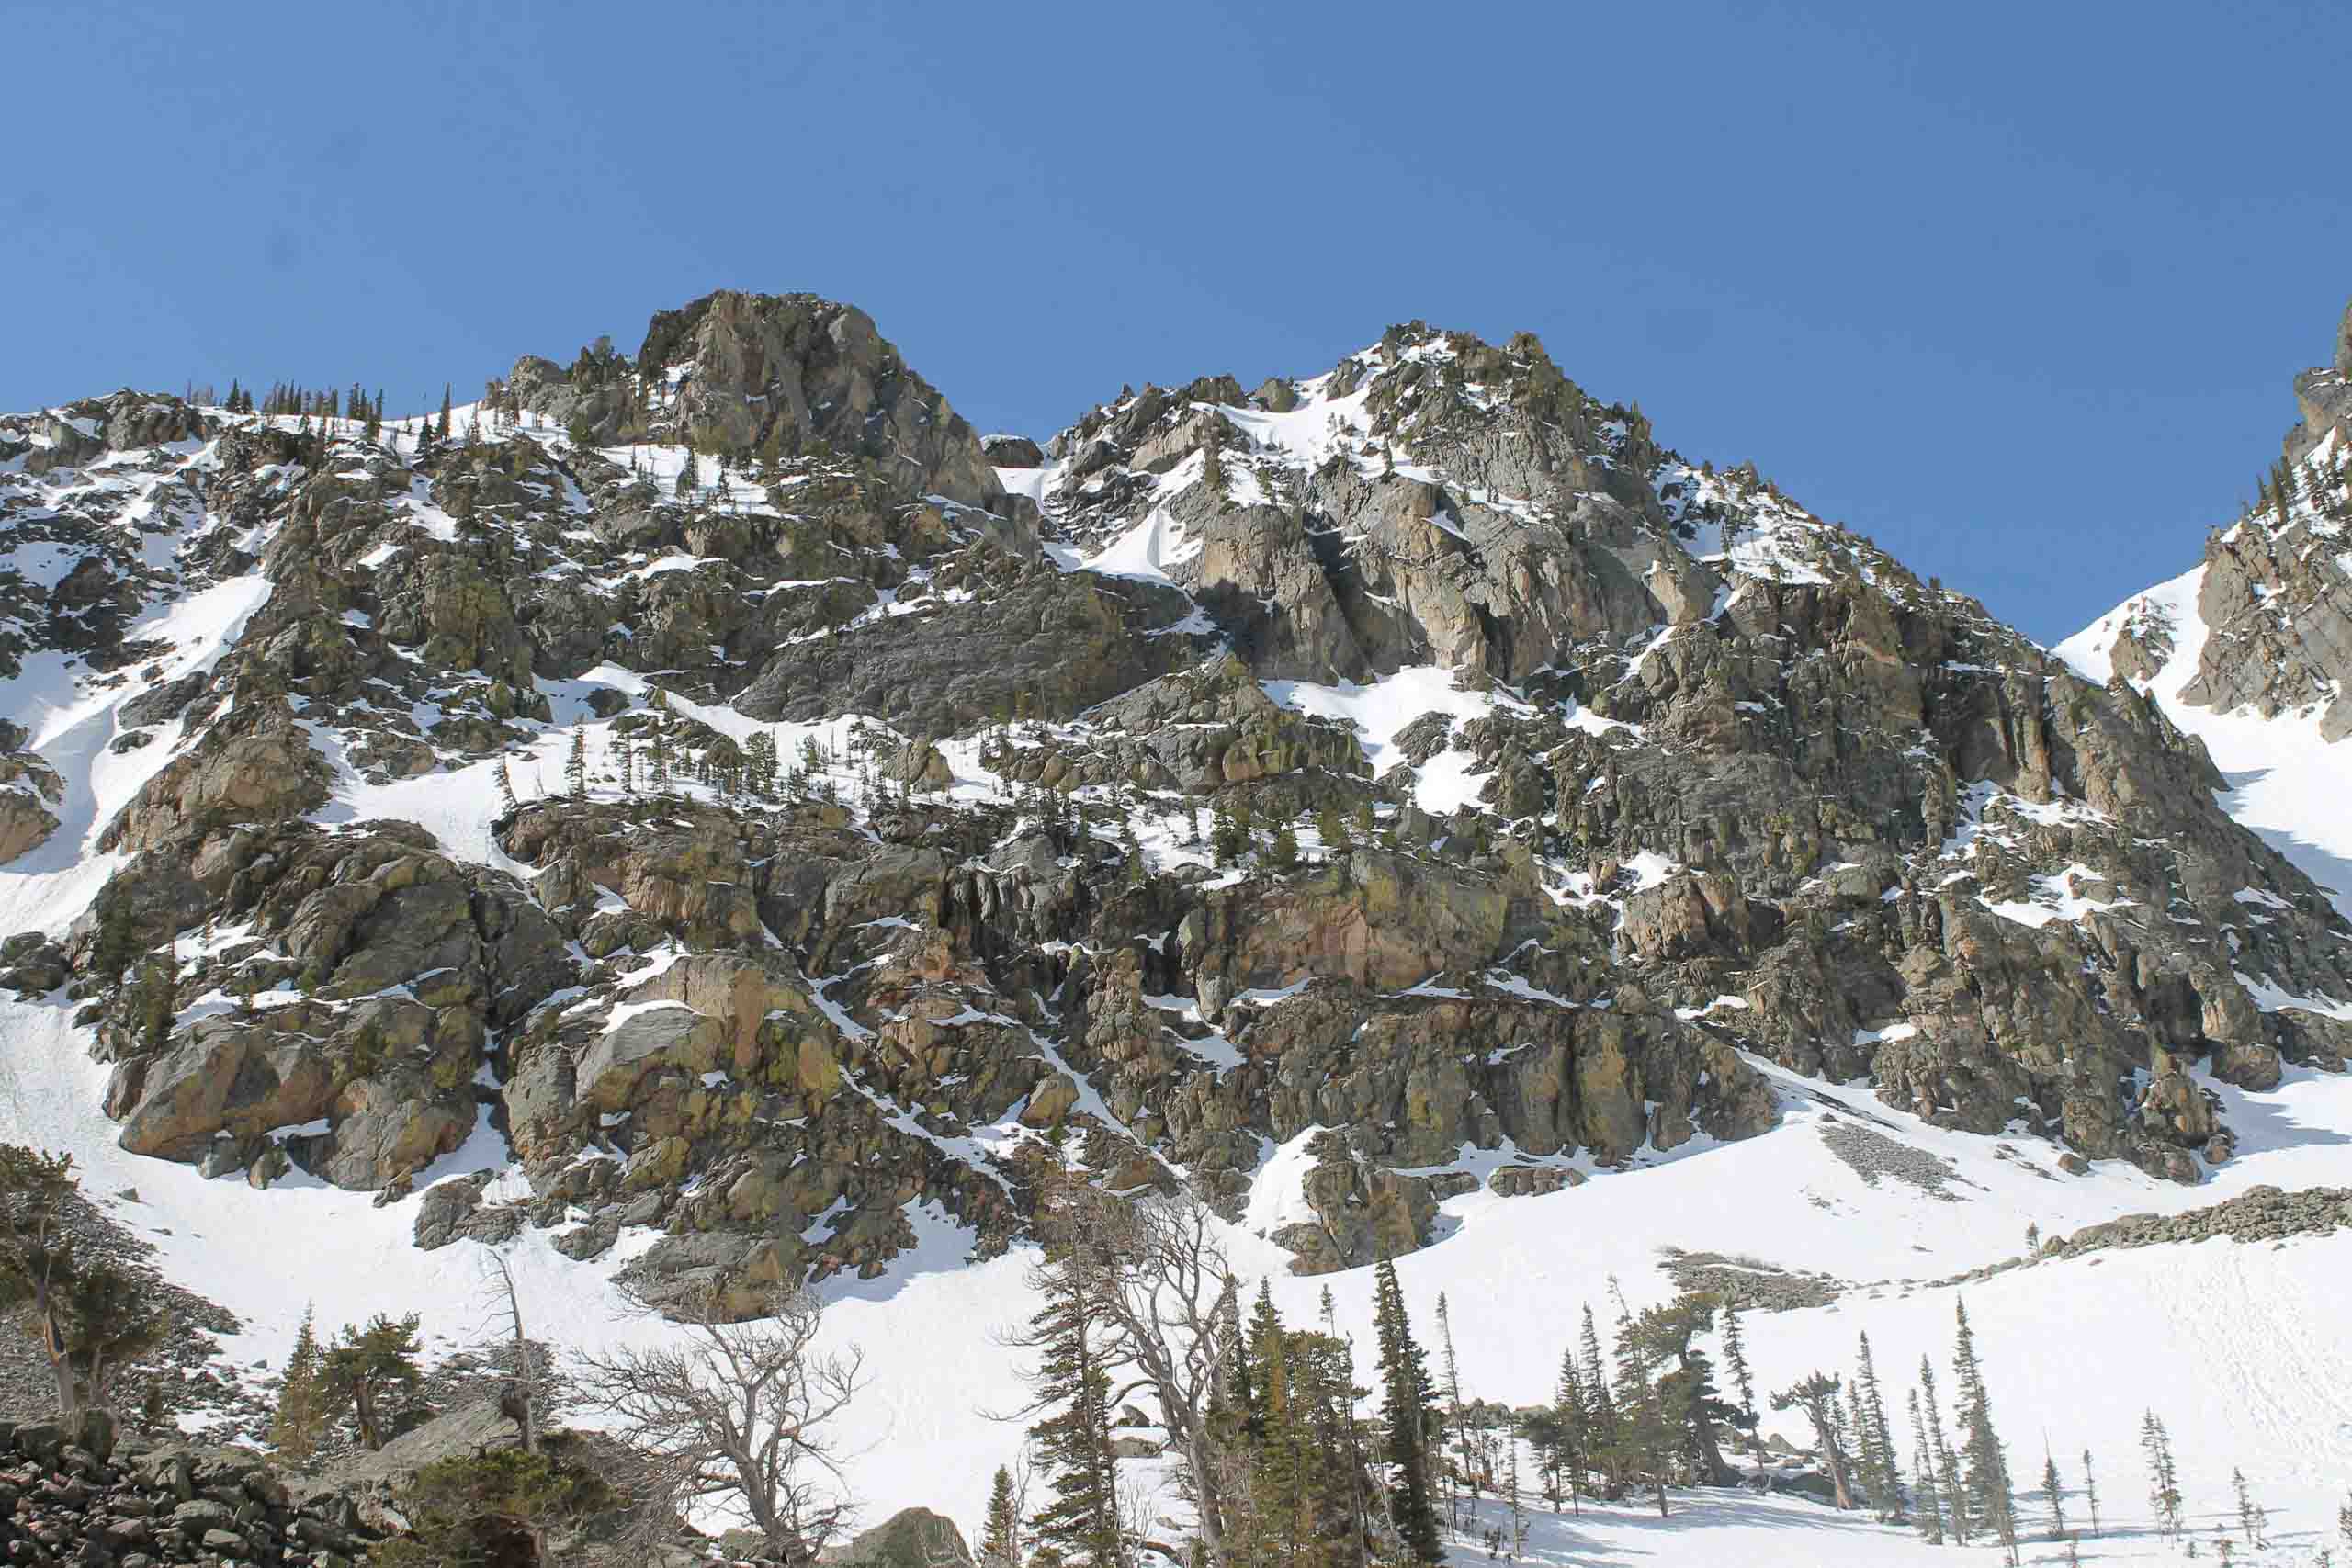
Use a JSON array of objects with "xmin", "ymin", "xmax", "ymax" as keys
[{"xmin": 6, "ymin": 288, "xmax": 2350, "ymax": 1309}]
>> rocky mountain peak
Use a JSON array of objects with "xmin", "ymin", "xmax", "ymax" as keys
[
  {"xmin": 508, "ymin": 288, "xmax": 1004, "ymax": 510},
  {"xmin": 3, "ymin": 283, "xmax": 2350, "ymax": 1352}
]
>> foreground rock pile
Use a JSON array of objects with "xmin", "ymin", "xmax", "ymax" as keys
[{"xmin": 0, "ymin": 1416, "xmax": 375, "ymax": 1568}]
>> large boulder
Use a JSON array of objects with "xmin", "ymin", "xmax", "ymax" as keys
[{"xmin": 98, "ymin": 726, "xmax": 330, "ymax": 853}]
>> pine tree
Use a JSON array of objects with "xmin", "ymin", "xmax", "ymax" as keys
[
  {"xmin": 1718, "ymin": 1299, "xmax": 1755, "ymax": 1437},
  {"xmin": 133, "ymin": 953, "xmax": 176, "ymax": 1050},
  {"xmin": 1577, "ymin": 1304, "xmax": 1615, "ymax": 1495},
  {"xmin": 1317, "ymin": 805, "xmax": 1350, "ymax": 859},
  {"xmin": 1770, "ymin": 1373, "xmax": 1857, "ymax": 1511},
  {"xmin": 1908, "ymin": 1389, "xmax": 1946, "ymax": 1544},
  {"xmin": 93, "ymin": 892, "xmax": 137, "ymax": 986},
  {"xmin": 979, "ymin": 1464, "xmax": 1021, "ymax": 1568},
  {"xmin": 2080, "ymin": 1448, "xmax": 2099, "ymax": 1537},
  {"xmin": 1210, "ymin": 795, "xmax": 1247, "ymax": 864},
  {"xmin": 1920, "ymin": 1359, "xmax": 1965, "ymax": 1544},
  {"xmin": 1370, "ymin": 1259, "xmax": 1442, "ymax": 1564},
  {"xmin": 1853, "ymin": 1333, "xmax": 1903, "ymax": 1519},
  {"xmin": 322, "ymin": 1313, "xmax": 424, "ymax": 1450},
  {"xmin": 1269, "ymin": 815, "xmax": 1300, "ymax": 871},
  {"xmin": 2041, "ymin": 1445, "xmax": 2066, "ymax": 1541},
  {"xmin": 1022, "ymin": 1226, "xmax": 1124, "ymax": 1568},
  {"xmin": 674, "ymin": 453, "xmax": 696, "ymax": 499},
  {"xmin": 1434, "ymin": 1292, "xmax": 1467, "ymax": 1531},
  {"xmin": 566, "ymin": 730, "xmax": 587, "ymax": 799},
  {"xmin": 2141, "ymin": 1410, "xmax": 2183, "ymax": 1541},
  {"xmin": 1545, "ymin": 1343, "xmax": 1587, "ymax": 1514},
  {"xmin": 2232, "ymin": 1467, "xmax": 2264, "ymax": 1547},
  {"xmin": 270, "ymin": 1305, "xmax": 330, "ymax": 1462},
  {"xmin": 1951, "ymin": 1300, "xmax": 2017, "ymax": 1561},
  {"xmin": 437, "ymin": 383, "xmax": 452, "ymax": 442},
  {"xmin": 496, "ymin": 758, "xmax": 519, "ymax": 813},
  {"xmin": 1504, "ymin": 1432, "xmax": 1528, "ymax": 1561},
  {"xmin": 1608, "ymin": 1281, "xmax": 1674, "ymax": 1515}
]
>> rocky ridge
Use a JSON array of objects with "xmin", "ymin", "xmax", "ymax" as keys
[
  {"xmin": 2095, "ymin": 297, "xmax": 2352, "ymax": 737},
  {"xmin": 3, "ymin": 288, "xmax": 2350, "ymax": 1322}
]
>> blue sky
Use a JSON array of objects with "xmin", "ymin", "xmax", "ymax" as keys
[{"xmin": 6, "ymin": 0, "xmax": 2346, "ymax": 641}]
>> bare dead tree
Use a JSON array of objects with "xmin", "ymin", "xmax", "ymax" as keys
[
  {"xmin": 1067, "ymin": 1188, "xmax": 1240, "ymax": 1568},
  {"xmin": 481, "ymin": 1251, "xmax": 540, "ymax": 1454},
  {"xmin": 573, "ymin": 1280, "xmax": 865, "ymax": 1558}
]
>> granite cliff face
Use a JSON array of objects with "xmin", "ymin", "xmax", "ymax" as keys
[{"xmin": 5, "ymin": 288, "xmax": 2349, "ymax": 1312}]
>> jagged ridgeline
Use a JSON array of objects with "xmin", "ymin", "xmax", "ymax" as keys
[{"xmin": 3, "ymin": 288, "xmax": 2348, "ymax": 1312}]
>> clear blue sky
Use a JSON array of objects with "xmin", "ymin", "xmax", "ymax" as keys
[{"xmin": 7, "ymin": 1, "xmax": 2347, "ymax": 642}]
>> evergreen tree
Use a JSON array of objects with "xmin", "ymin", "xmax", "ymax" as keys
[
  {"xmin": 92, "ymin": 891, "xmax": 138, "ymax": 986},
  {"xmin": 53, "ymin": 1255, "xmax": 169, "ymax": 1414},
  {"xmin": 1907, "ymin": 1389, "xmax": 1946, "ymax": 1545},
  {"xmin": 437, "ymin": 383, "xmax": 452, "ymax": 442},
  {"xmin": 1635, "ymin": 1293, "xmax": 1739, "ymax": 1492},
  {"xmin": 1539, "ymin": 1343, "xmax": 1587, "ymax": 1514},
  {"xmin": 2042, "ymin": 1446, "xmax": 2066, "ymax": 1541},
  {"xmin": 322, "ymin": 1313, "xmax": 424, "ymax": 1450},
  {"xmin": 1269, "ymin": 815, "xmax": 1300, "ymax": 871},
  {"xmin": 1577, "ymin": 1304, "xmax": 1615, "ymax": 1495},
  {"xmin": 134, "ymin": 953, "xmax": 176, "ymax": 1051},
  {"xmin": 674, "ymin": 453, "xmax": 696, "ymax": 499},
  {"xmin": 1920, "ymin": 1359, "xmax": 1965, "ymax": 1544},
  {"xmin": 979, "ymin": 1463, "xmax": 1021, "ymax": 1568},
  {"xmin": 270, "ymin": 1304, "xmax": 331, "ymax": 1462},
  {"xmin": 2232, "ymin": 1467, "xmax": 2265, "ymax": 1547},
  {"xmin": 1503, "ymin": 1431, "xmax": 1528, "ymax": 1562},
  {"xmin": 1370, "ymin": 1259, "xmax": 1442, "ymax": 1564},
  {"xmin": 1210, "ymin": 795, "xmax": 1248, "ymax": 864},
  {"xmin": 1607, "ymin": 1281, "xmax": 1674, "ymax": 1515},
  {"xmin": 1020, "ymin": 1174, "xmax": 1125, "ymax": 1568},
  {"xmin": 2080, "ymin": 1448, "xmax": 2100, "ymax": 1538},
  {"xmin": 566, "ymin": 729, "xmax": 587, "ymax": 798},
  {"xmin": 1, "ymin": 1145, "xmax": 169, "ymax": 1416},
  {"xmin": 497, "ymin": 759, "xmax": 519, "ymax": 813},
  {"xmin": 1951, "ymin": 1300, "xmax": 2017, "ymax": 1560},
  {"xmin": 1317, "ymin": 805, "xmax": 1350, "ymax": 858},
  {"xmin": 1770, "ymin": 1373, "xmax": 1857, "ymax": 1510},
  {"xmin": 1853, "ymin": 1332, "xmax": 1903, "ymax": 1518},
  {"xmin": 2141, "ymin": 1410, "xmax": 2183, "ymax": 1541},
  {"xmin": 1434, "ymin": 1291, "xmax": 1468, "ymax": 1531},
  {"xmin": 1718, "ymin": 1299, "xmax": 1755, "ymax": 1438}
]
